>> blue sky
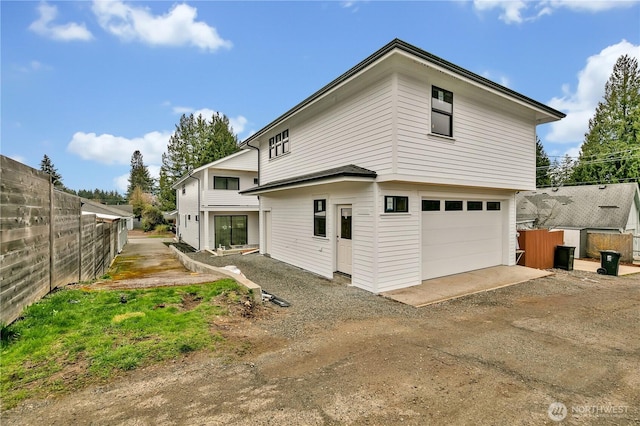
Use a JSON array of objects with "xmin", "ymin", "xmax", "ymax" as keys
[{"xmin": 2, "ymin": 1, "xmax": 639, "ymax": 194}]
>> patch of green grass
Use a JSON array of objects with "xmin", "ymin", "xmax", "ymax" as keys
[{"xmin": 0, "ymin": 279, "xmax": 243, "ymax": 410}]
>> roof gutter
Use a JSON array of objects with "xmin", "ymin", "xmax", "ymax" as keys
[{"xmin": 240, "ymin": 38, "xmax": 566, "ymax": 148}]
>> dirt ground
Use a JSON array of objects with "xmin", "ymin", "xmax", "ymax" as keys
[{"xmin": 2, "ymin": 238, "xmax": 639, "ymax": 425}]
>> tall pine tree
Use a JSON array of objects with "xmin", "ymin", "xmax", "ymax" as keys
[
  {"xmin": 158, "ymin": 113, "xmax": 239, "ymax": 210},
  {"xmin": 40, "ymin": 154, "xmax": 64, "ymax": 188},
  {"xmin": 126, "ymin": 150, "xmax": 155, "ymax": 200},
  {"xmin": 571, "ymin": 54, "xmax": 640, "ymax": 185},
  {"xmin": 535, "ymin": 136, "xmax": 551, "ymax": 187}
]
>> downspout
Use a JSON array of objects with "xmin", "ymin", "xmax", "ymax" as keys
[
  {"xmin": 186, "ymin": 173, "xmax": 201, "ymax": 251},
  {"xmin": 245, "ymin": 139, "xmax": 260, "ymax": 186}
]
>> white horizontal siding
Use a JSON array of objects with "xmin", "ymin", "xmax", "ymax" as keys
[
  {"xmin": 262, "ymin": 190, "xmax": 333, "ymax": 278},
  {"xmin": 176, "ymin": 178, "xmax": 200, "ymax": 250},
  {"xmin": 375, "ymin": 184, "xmax": 421, "ymax": 292},
  {"xmin": 260, "ymin": 183, "xmax": 377, "ymax": 290},
  {"xmin": 215, "ymin": 149, "xmax": 257, "ymax": 171},
  {"xmin": 201, "ymin": 170, "xmax": 258, "ymax": 208},
  {"xmin": 261, "ymin": 76, "xmax": 395, "ymax": 184},
  {"xmin": 396, "ymin": 73, "xmax": 536, "ymax": 191}
]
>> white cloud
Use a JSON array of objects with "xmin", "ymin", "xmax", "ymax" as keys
[
  {"xmin": 481, "ymin": 70, "xmax": 511, "ymax": 87},
  {"xmin": 9, "ymin": 155, "xmax": 27, "ymax": 164},
  {"xmin": 15, "ymin": 60, "xmax": 52, "ymax": 73},
  {"xmin": 546, "ymin": 40, "xmax": 640, "ymax": 143},
  {"xmin": 92, "ymin": 1, "xmax": 231, "ymax": 51},
  {"xmin": 67, "ymin": 130, "xmax": 171, "ymax": 165},
  {"xmin": 29, "ymin": 2, "xmax": 93, "ymax": 41},
  {"xmin": 113, "ymin": 173, "xmax": 129, "ymax": 193},
  {"xmin": 473, "ymin": 0, "xmax": 639, "ymax": 24}
]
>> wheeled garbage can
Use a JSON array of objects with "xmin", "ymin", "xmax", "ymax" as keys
[
  {"xmin": 598, "ymin": 250, "xmax": 621, "ymax": 276},
  {"xmin": 554, "ymin": 245, "xmax": 575, "ymax": 271}
]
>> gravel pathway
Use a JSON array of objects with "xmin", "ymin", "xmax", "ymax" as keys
[{"xmin": 188, "ymin": 252, "xmax": 422, "ymax": 339}]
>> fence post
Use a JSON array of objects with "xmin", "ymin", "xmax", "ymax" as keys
[{"xmin": 49, "ymin": 176, "xmax": 54, "ymax": 292}]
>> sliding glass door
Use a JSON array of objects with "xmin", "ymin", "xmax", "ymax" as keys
[{"xmin": 214, "ymin": 216, "xmax": 247, "ymax": 248}]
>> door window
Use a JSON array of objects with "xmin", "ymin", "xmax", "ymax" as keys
[{"xmin": 340, "ymin": 208, "xmax": 352, "ymax": 240}]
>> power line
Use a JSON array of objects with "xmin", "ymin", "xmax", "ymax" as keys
[{"xmin": 536, "ymin": 153, "xmax": 640, "ymax": 170}]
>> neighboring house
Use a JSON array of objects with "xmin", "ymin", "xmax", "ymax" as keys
[
  {"xmin": 240, "ymin": 39, "xmax": 565, "ymax": 293},
  {"xmin": 173, "ymin": 149, "xmax": 259, "ymax": 251},
  {"xmin": 516, "ymin": 183, "xmax": 640, "ymax": 258},
  {"xmin": 80, "ymin": 198, "xmax": 133, "ymax": 253}
]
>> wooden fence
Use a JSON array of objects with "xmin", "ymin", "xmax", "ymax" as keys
[
  {"xmin": 1, "ymin": 155, "xmax": 121, "ymax": 324},
  {"xmin": 517, "ymin": 229, "xmax": 564, "ymax": 269},
  {"xmin": 586, "ymin": 232, "xmax": 634, "ymax": 263}
]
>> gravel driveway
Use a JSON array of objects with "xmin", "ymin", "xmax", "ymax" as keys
[{"xmin": 4, "ymin": 251, "xmax": 639, "ymax": 425}]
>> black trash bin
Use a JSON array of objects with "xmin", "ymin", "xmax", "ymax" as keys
[
  {"xmin": 599, "ymin": 250, "xmax": 621, "ymax": 276},
  {"xmin": 554, "ymin": 245, "xmax": 575, "ymax": 271}
]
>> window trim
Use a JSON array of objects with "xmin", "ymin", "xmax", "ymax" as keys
[
  {"xmin": 431, "ymin": 86, "xmax": 453, "ymax": 137},
  {"xmin": 422, "ymin": 199, "xmax": 440, "ymax": 212},
  {"xmin": 444, "ymin": 200, "xmax": 463, "ymax": 211},
  {"xmin": 467, "ymin": 201, "xmax": 484, "ymax": 211},
  {"xmin": 313, "ymin": 199, "xmax": 327, "ymax": 237},
  {"xmin": 487, "ymin": 201, "xmax": 501, "ymax": 211},
  {"xmin": 384, "ymin": 196, "xmax": 409, "ymax": 213},
  {"xmin": 214, "ymin": 176, "xmax": 240, "ymax": 190}
]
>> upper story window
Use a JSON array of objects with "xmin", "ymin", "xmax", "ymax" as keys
[
  {"xmin": 181, "ymin": 184, "xmax": 186, "ymax": 195},
  {"xmin": 269, "ymin": 129, "xmax": 290, "ymax": 159},
  {"xmin": 431, "ymin": 86, "xmax": 453, "ymax": 137},
  {"xmin": 214, "ymin": 176, "xmax": 240, "ymax": 190}
]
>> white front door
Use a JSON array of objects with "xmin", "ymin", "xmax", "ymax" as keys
[{"xmin": 336, "ymin": 205, "xmax": 352, "ymax": 275}]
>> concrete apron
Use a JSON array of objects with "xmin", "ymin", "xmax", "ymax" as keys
[
  {"xmin": 573, "ymin": 259, "xmax": 640, "ymax": 276},
  {"xmin": 382, "ymin": 265, "xmax": 552, "ymax": 307}
]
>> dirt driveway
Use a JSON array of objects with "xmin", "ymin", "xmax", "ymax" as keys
[
  {"xmin": 86, "ymin": 232, "xmax": 226, "ymax": 290},
  {"xmin": 3, "ymin": 248, "xmax": 639, "ymax": 425}
]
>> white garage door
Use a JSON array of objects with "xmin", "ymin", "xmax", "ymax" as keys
[{"xmin": 422, "ymin": 199, "xmax": 503, "ymax": 280}]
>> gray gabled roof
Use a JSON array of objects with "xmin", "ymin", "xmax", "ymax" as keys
[
  {"xmin": 516, "ymin": 183, "xmax": 640, "ymax": 229},
  {"xmin": 81, "ymin": 198, "xmax": 134, "ymax": 218},
  {"xmin": 240, "ymin": 165, "xmax": 377, "ymax": 195},
  {"xmin": 241, "ymin": 38, "xmax": 565, "ymax": 148}
]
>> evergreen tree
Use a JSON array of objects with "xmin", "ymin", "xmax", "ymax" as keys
[
  {"xmin": 158, "ymin": 112, "xmax": 240, "ymax": 210},
  {"xmin": 535, "ymin": 136, "xmax": 551, "ymax": 187},
  {"xmin": 571, "ymin": 54, "xmax": 640, "ymax": 185},
  {"xmin": 39, "ymin": 154, "xmax": 64, "ymax": 188},
  {"xmin": 78, "ymin": 189, "xmax": 126, "ymax": 205},
  {"xmin": 550, "ymin": 155, "xmax": 575, "ymax": 187},
  {"xmin": 126, "ymin": 150, "xmax": 155, "ymax": 200}
]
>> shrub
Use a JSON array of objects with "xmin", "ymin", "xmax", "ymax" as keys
[
  {"xmin": 155, "ymin": 224, "xmax": 170, "ymax": 233},
  {"xmin": 142, "ymin": 205, "xmax": 165, "ymax": 231}
]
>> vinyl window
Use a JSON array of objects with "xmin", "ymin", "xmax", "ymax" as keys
[
  {"xmin": 431, "ymin": 86, "xmax": 453, "ymax": 137},
  {"xmin": 385, "ymin": 196, "xmax": 409, "ymax": 213},
  {"xmin": 214, "ymin": 176, "xmax": 240, "ymax": 190},
  {"xmin": 269, "ymin": 129, "xmax": 290, "ymax": 159},
  {"xmin": 314, "ymin": 199, "xmax": 326, "ymax": 237}
]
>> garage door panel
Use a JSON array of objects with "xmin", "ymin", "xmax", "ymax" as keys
[{"xmin": 422, "ymin": 204, "xmax": 504, "ymax": 280}]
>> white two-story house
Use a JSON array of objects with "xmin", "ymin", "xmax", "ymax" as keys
[
  {"xmin": 241, "ymin": 39, "xmax": 565, "ymax": 294},
  {"xmin": 173, "ymin": 149, "xmax": 259, "ymax": 251}
]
